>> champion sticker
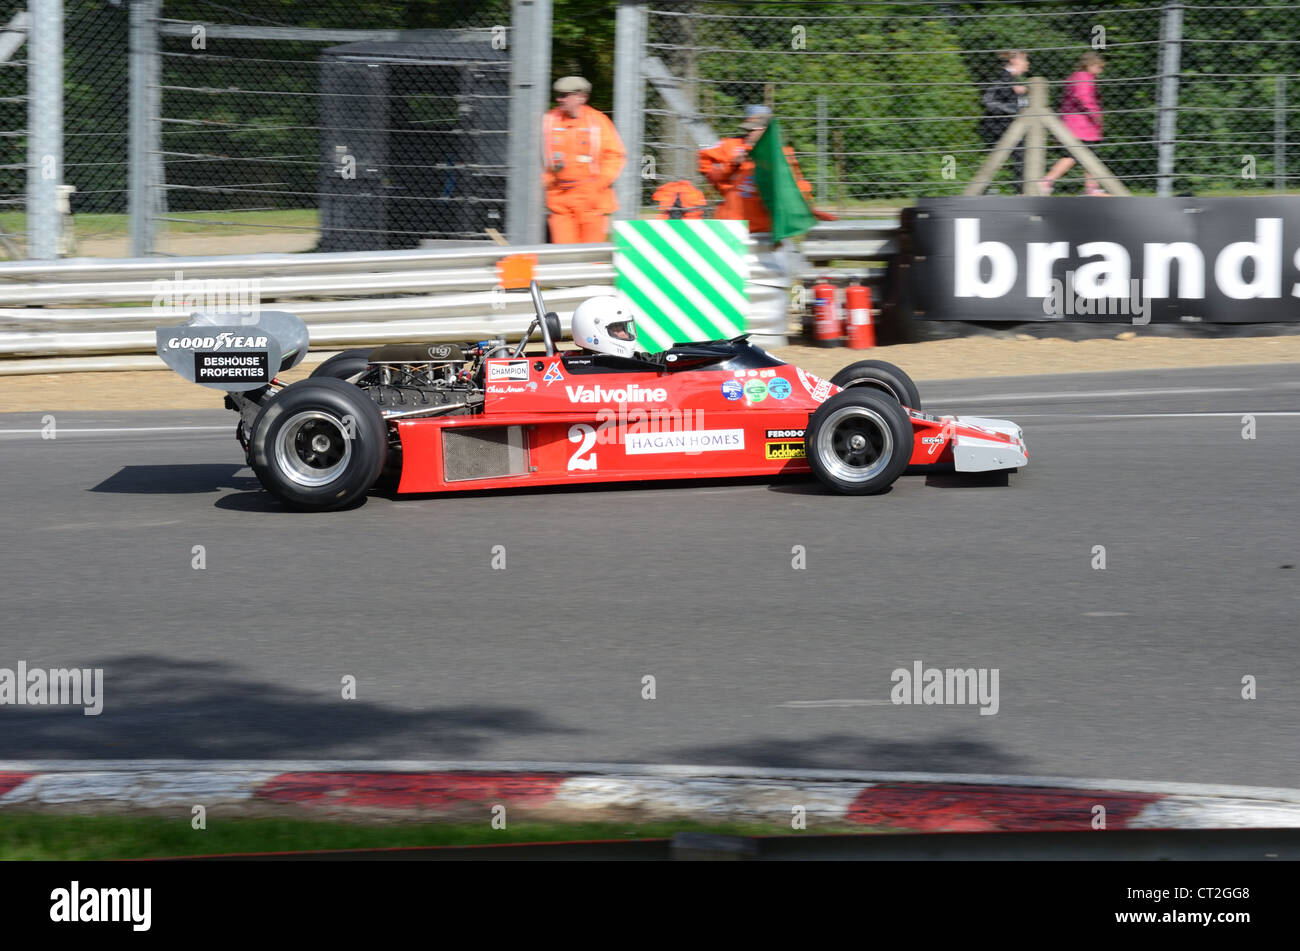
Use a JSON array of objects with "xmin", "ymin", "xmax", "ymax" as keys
[{"xmin": 487, "ymin": 360, "xmax": 530, "ymax": 382}]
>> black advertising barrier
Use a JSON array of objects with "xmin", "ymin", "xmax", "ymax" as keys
[{"xmin": 908, "ymin": 196, "xmax": 1300, "ymax": 323}]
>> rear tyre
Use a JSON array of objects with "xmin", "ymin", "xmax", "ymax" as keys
[
  {"xmin": 248, "ymin": 377, "xmax": 386, "ymax": 511},
  {"xmin": 829, "ymin": 359, "xmax": 921, "ymax": 408},
  {"xmin": 805, "ymin": 389, "xmax": 913, "ymax": 495},
  {"xmin": 310, "ymin": 348, "xmax": 372, "ymax": 383}
]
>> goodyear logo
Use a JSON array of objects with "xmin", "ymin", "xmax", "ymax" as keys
[{"xmin": 765, "ymin": 440, "xmax": 806, "ymax": 460}]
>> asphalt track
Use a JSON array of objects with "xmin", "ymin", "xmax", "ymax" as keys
[{"xmin": 1, "ymin": 364, "xmax": 1297, "ymax": 788}]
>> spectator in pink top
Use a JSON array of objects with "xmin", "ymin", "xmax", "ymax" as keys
[{"xmin": 1042, "ymin": 52, "xmax": 1109, "ymax": 196}]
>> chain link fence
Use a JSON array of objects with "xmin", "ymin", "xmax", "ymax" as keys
[
  {"xmin": 156, "ymin": 1, "xmax": 512, "ymax": 253},
  {"xmin": 643, "ymin": 0, "xmax": 1300, "ymax": 210},
  {"xmin": 0, "ymin": 9, "xmax": 26, "ymax": 256},
  {"xmin": 3, "ymin": 1, "xmax": 1299, "ymax": 258},
  {"xmin": 3, "ymin": 0, "xmax": 512, "ymax": 258},
  {"xmin": 1, "ymin": 2, "xmax": 130, "ymax": 256}
]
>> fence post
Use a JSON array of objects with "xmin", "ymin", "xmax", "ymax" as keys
[
  {"xmin": 614, "ymin": 1, "xmax": 646, "ymax": 220},
  {"xmin": 1155, "ymin": 0, "xmax": 1183, "ymax": 197},
  {"xmin": 1275, "ymin": 75, "xmax": 1286, "ymax": 194},
  {"xmin": 816, "ymin": 95, "xmax": 827, "ymax": 204},
  {"xmin": 26, "ymin": 0, "xmax": 62, "ymax": 260},
  {"xmin": 1023, "ymin": 77, "xmax": 1047, "ymax": 194},
  {"xmin": 507, "ymin": 0, "xmax": 552, "ymax": 245},
  {"xmin": 128, "ymin": 0, "xmax": 161, "ymax": 257}
]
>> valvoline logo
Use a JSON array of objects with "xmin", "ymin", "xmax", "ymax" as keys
[{"xmin": 565, "ymin": 383, "xmax": 668, "ymax": 403}]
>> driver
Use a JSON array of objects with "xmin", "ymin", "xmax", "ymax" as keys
[{"xmin": 570, "ymin": 296, "xmax": 641, "ymax": 359}]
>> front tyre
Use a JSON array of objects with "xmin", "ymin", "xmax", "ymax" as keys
[
  {"xmin": 248, "ymin": 377, "xmax": 386, "ymax": 511},
  {"xmin": 805, "ymin": 389, "xmax": 912, "ymax": 495},
  {"xmin": 829, "ymin": 359, "xmax": 921, "ymax": 408}
]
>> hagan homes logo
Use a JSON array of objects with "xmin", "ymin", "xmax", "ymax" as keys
[{"xmin": 949, "ymin": 216, "xmax": 1300, "ymax": 316}]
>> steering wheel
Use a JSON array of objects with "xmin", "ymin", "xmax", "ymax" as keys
[{"xmin": 529, "ymin": 280, "xmax": 555, "ymax": 356}]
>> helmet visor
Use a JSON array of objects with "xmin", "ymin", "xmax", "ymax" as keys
[{"xmin": 608, "ymin": 318, "xmax": 636, "ymax": 342}]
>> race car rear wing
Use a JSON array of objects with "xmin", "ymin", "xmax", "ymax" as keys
[{"xmin": 156, "ymin": 310, "xmax": 309, "ymax": 392}]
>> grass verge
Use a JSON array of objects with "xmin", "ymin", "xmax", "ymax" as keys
[
  {"xmin": 0, "ymin": 209, "xmax": 321, "ymax": 239},
  {"xmin": 0, "ymin": 813, "xmax": 808, "ymax": 860}
]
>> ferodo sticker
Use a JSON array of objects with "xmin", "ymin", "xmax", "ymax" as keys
[
  {"xmin": 766, "ymin": 428, "xmax": 805, "ymax": 439},
  {"xmin": 195, "ymin": 351, "xmax": 269, "ymax": 384},
  {"xmin": 765, "ymin": 441, "xmax": 806, "ymax": 460}
]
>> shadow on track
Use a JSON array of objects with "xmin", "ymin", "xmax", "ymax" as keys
[
  {"xmin": 665, "ymin": 733, "xmax": 1028, "ymax": 774},
  {"xmin": 0, "ymin": 655, "xmax": 581, "ymax": 760},
  {"xmin": 91, "ymin": 464, "xmax": 258, "ymax": 495}
]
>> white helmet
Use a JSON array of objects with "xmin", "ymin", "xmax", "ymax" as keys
[{"xmin": 571, "ymin": 296, "xmax": 640, "ymax": 359}]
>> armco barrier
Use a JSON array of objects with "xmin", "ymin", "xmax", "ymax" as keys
[{"xmin": 0, "ymin": 223, "xmax": 902, "ymax": 371}]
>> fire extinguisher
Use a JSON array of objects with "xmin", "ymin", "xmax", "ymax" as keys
[
  {"xmin": 811, "ymin": 279, "xmax": 843, "ymax": 347},
  {"xmin": 845, "ymin": 279, "xmax": 875, "ymax": 349}
]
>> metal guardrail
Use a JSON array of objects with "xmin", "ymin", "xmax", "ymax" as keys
[
  {"xmin": 798, "ymin": 219, "xmax": 901, "ymax": 266},
  {"xmin": 0, "ymin": 221, "xmax": 901, "ymax": 372}
]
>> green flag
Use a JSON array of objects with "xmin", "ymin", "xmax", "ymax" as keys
[{"xmin": 750, "ymin": 117, "xmax": 817, "ymax": 242}]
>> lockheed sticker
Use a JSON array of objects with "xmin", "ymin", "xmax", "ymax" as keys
[{"xmin": 765, "ymin": 441, "xmax": 806, "ymax": 460}]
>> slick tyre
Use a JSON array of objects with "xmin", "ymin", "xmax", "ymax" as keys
[
  {"xmin": 310, "ymin": 348, "xmax": 371, "ymax": 383},
  {"xmin": 805, "ymin": 389, "xmax": 913, "ymax": 495},
  {"xmin": 249, "ymin": 377, "xmax": 386, "ymax": 511},
  {"xmin": 829, "ymin": 359, "xmax": 921, "ymax": 408}
]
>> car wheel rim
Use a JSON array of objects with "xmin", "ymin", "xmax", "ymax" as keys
[
  {"xmin": 817, "ymin": 406, "xmax": 893, "ymax": 482},
  {"xmin": 274, "ymin": 410, "xmax": 353, "ymax": 487}
]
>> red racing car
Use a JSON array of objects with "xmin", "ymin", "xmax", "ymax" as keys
[{"xmin": 155, "ymin": 282, "xmax": 1027, "ymax": 511}]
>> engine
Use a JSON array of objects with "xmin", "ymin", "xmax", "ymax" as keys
[{"xmin": 353, "ymin": 340, "xmax": 509, "ymax": 417}]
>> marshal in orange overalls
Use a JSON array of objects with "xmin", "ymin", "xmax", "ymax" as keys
[
  {"xmin": 542, "ymin": 105, "xmax": 626, "ymax": 244},
  {"xmin": 698, "ymin": 136, "xmax": 816, "ymax": 234}
]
